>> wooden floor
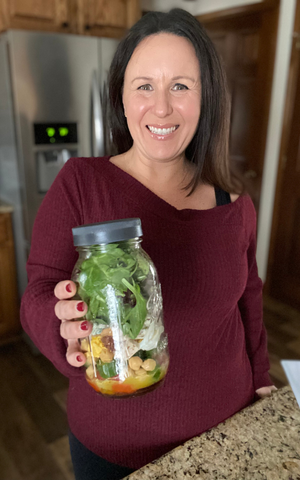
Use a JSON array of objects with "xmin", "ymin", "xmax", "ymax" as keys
[
  {"xmin": 0, "ymin": 295, "xmax": 299, "ymax": 480},
  {"xmin": 263, "ymin": 295, "xmax": 300, "ymax": 388},
  {"xmin": 0, "ymin": 338, "xmax": 73, "ymax": 480}
]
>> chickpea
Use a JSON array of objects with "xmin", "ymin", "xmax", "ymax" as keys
[
  {"xmin": 126, "ymin": 367, "xmax": 135, "ymax": 378},
  {"xmin": 80, "ymin": 339, "xmax": 90, "ymax": 352},
  {"xmin": 128, "ymin": 356, "xmax": 143, "ymax": 371},
  {"xmin": 142, "ymin": 359, "xmax": 156, "ymax": 371},
  {"xmin": 135, "ymin": 368, "xmax": 147, "ymax": 377},
  {"xmin": 101, "ymin": 327, "xmax": 112, "ymax": 337},
  {"xmin": 99, "ymin": 348, "xmax": 114, "ymax": 363},
  {"xmin": 86, "ymin": 365, "xmax": 95, "ymax": 379},
  {"xmin": 85, "ymin": 351, "xmax": 92, "ymax": 363}
]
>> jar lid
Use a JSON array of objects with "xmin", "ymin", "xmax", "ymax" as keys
[{"xmin": 72, "ymin": 218, "xmax": 143, "ymax": 246}]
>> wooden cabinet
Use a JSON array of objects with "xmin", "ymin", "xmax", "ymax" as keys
[
  {"xmin": 0, "ymin": 0, "xmax": 141, "ymax": 37},
  {"xmin": 0, "ymin": 0, "xmax": 74, "ymax": 34},
  {"xmin": 0, "ymin": 211, "xmax": 20, "ymax": 342},
  {"xmin": 77, "ymin": 0, "xmax": 141, "ymax": 37}
]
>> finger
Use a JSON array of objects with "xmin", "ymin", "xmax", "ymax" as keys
[
  {"xmin": 257, "ymin": 387, "xmax": 270, "ymax": 397},
  {"xmin": 256, "ymin": 386, "xmax": 277, "ymax": 398},
  {"xmin": 54, "ymin": 280, "xmax": 77, "ymax": 300},
  {"xmin": 66, "ymin": 338, "xmax": 87, "ymax": 367},
  {"xmin": 55, "ymin": 299, "xmax": 88, "ymax": 321},
  {"xmin": 60, "ymin": 319, "xmax": 93, "ymax": 340}
]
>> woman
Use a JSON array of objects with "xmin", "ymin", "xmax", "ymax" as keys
[{"xmin": 21, "ymin": 8, "xmax": 276, "ymax": 480}]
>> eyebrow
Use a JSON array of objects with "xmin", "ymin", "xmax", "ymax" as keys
[{"xmin": 131, "ymin": 75, "xmax": 196, "ymax": 83}]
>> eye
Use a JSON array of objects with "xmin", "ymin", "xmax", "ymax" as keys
[
  {"xmin": 138, "ymin": 84, "xmax": 153, "ymax": 91},
  {"xmin": 172, "ymin": 83, "xmax": 188, "ymax": 91}
]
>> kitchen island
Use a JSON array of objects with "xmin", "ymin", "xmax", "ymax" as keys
[{"xmin": 123, "ymin": 386, "xmax": 300, "ymax": 479}]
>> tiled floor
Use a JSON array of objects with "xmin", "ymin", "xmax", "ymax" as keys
[{"xmin": 0, "ymin": 295, "xmax": 299, "ymax": 480}]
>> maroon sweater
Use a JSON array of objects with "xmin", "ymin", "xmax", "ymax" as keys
[{"xmin": 21, "ymin": 156, "xmax": 272, "ymax": 469}]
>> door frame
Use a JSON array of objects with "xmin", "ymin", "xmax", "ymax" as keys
[
  {"xmin": 196, "ymin": 0, "xmax": 279, "ymax": 212},
  {"xmin": 264, "ymin": 0, "xmax": 300, "ymax": 295}
]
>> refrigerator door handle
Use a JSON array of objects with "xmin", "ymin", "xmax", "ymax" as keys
[{"xmin": 91, "ymin": 70, "xmax": 105, "ymax": 157}]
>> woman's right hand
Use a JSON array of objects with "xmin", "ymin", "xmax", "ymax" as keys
[{"xmin": 54, "ymin": 280, "xmax": 93, "ymax": 367}]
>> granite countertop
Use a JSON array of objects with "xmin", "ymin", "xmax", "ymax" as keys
[{"xmin": 124, "ymin": 386, "xmax": 300, "ymax": 480}]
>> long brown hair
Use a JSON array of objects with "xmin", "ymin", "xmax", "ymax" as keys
[{"xmin": 108, "ymin": 8, "xmax": 241, "ymax": 195}]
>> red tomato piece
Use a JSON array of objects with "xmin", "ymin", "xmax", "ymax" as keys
[
  {"xmin": 111, "ymin": 383, "xmax": 136, "ymax": 394},
  {"xmin": 87, "ymin": 379, "xmax": 101, "ymax": 393}
]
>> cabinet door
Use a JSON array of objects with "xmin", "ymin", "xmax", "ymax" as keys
[
  {"xmin": 0, "ymin": 0, "xmax": 73, "ymax": 34},
  {"xmin": 200, "ymin": 4, "xmax": 278, "ymax": 212},
  {"xmin": 78, "ymin": 0, "xmax": 141, "ymax": 38},
  {"xmin": 0, "ymin": 213, "xmax": 20, "ymax": 341}
]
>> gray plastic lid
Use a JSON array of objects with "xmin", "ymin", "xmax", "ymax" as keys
[{"xmin": 72, "ymin": 218, "xmax": 143, "ymax": 246}]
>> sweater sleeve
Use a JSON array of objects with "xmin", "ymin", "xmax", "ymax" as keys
[
  {"xmin": 238, "ymin": 197, "xmax": 273, "ymax": 391},
  {"xmin": 20, "ymin": 158, "xmax": 84, "ymax": 378}
]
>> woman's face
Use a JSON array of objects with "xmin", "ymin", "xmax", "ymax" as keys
[{"xmin": 122, "ymin": 33, "xmax": 201, "ymax": 164}]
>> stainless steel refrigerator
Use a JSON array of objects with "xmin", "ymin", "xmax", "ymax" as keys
[{"xmin": 0, "ymin": 30, "xmax": 119, "ymax": 297}]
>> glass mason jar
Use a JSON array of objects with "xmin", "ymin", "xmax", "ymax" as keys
[{"xmin": 71, "ymin": 218, "xmax": 169, "ymax": 398}]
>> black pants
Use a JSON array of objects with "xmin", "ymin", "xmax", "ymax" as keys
[{"xmin": 68, "ymin": 430, "xmax": 136, "ymax": 480}]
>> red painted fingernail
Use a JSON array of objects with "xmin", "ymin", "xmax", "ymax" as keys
[
  {"xmin": 77, "ymin": 302, "xmax": 85, "ymax": 312},
  {"xmin": 80, "ymin": 321, "xmax": 89, "ymax": 331},
  {"xmin": 66, "ymin": 283, "xmax": 72, "ymax": 293},
  {"xmin": 76, "ymin": 355, "xmax": 82, "ymax": 362}
]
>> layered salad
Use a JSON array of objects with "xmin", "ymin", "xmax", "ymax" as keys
[{"xmin": 76, "ymin": 243, "xmax": 169, "ymax": 397}]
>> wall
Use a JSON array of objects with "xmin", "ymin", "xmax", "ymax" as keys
[
  {"xmin": 193, "ymin": 0, "xmax": 262, "ymax": 14},
  {"xmin": 141, "ymin": 0, "xmax": 262, "ymax": 14},
  {"xmin": 141, "ymin": 0, "xmax": 297, "ymax": 284},
  {"xmin": 141, "ymin": 0, "xmax": 196, "ymax": 13}
]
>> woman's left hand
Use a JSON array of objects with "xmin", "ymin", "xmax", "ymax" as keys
[{"xmin": 255, "ymin": 385, "xmax": 278, "ymax": 399}]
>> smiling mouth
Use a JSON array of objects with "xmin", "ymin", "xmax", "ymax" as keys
[{"xmin": 146, "ymin": 125, "xmax": 179, "ymax": 135}]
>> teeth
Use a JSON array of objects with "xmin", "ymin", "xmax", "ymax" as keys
[{"xmin": 148, "ymin": 126, "xmax": 177, "ymax": 135}]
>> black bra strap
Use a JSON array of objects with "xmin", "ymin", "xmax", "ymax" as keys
[{"xmin": 214, "ymin": 187, "xmax": 231, "ymax": 206}]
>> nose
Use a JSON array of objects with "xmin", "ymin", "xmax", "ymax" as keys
[{"xmin": 152, "ymin": 89, "xmax": 173, "ymax": 117}]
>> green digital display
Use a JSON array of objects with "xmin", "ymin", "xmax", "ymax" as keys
[
  {"xmin": 34, "ymin": 123, "xmax": 77, "ymax": 145},
  {"xmin": 59, "ymin": 127, "xmax": 69, "ymax": 137},
  {"xmin": 46, "ymin": 127, "xmax": 55, "ymax": 137}
]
